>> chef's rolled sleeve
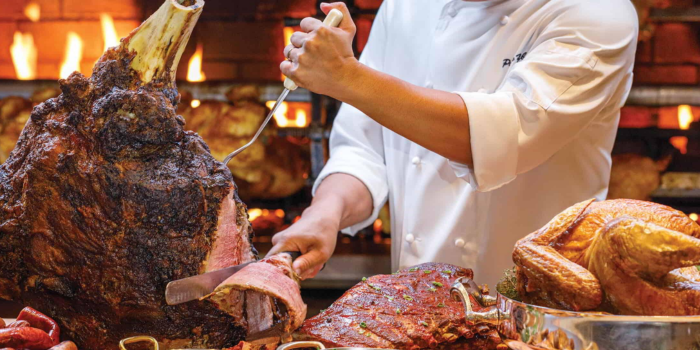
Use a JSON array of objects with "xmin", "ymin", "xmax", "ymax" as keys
[
  {"xmin": 312, "ymin": 2, "xmax": 390, "ymax": 235},
  {"xmin": 453, "ymin": 2, "xmax": 637, "ymax": 192}
]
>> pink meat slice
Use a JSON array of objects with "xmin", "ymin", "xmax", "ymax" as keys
[
  {"xmin": 206, "ymin": 188, "xmax": 256, "ymax": 272},
  {"xmin": 203, "ymin": 253, "xmax": 307, "ymax": 335}
]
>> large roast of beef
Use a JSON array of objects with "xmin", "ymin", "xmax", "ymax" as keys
[{"xmin": 0, "ymin": 0, "xmax": 304, "ymax": 349}]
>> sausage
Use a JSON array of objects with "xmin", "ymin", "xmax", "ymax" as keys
[
  {"xmin": 5, "ymin": 321, "xmax": 29, "ymax": 328},
  {"xmin": 48, "ymin": 341, "xmax": 78, "ymax": 350},
  {"xmin": 0, "ymin": 327, "xmax": 54, "ymax": 350},
  {"xmin": 16, "ymin": 307, "xmax": 60, "ymax": 346}
]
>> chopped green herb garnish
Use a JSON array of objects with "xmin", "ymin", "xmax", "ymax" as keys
[
  {"xmin": 420, "ymin": 321, "xmax": 429, "ymax": 327},
  {"xmin": 428, "ymin": 287, "xmax": 436, "ymax": 292},
  {"xmin": 432, "ymin": 281, "xmax": 443, "ymax": 287},
  {"xmin": 358, "ymin": 329, "xmax": 365, "ymax": 334},
  {"xmin": 403, "ymin": 294, "xmax": 413, "ymax": 301},
  {"xmin": 320, "ymin": 309, "xmax": 326, "ymax": 312},
  {"xmin": 369, "ymin": 284, "xmax": 381, "ymax": 291},
  {"xmin": 385, "ymin": 296, "xmax": 394, "ymax": 301},
  {"xmin": 442, "ymin": 270, "xmax": 452, "ymax": 274},
  {"xmin": 396, "ymin": 308, "xmax": 401, "ymax": 314},
  {"xmin": 362, "ymin": 277, "xmax": 367, "ymax": 281},
  {"xmin": 423, "ymin": 270, "xmax": 432, "ymax": 274},
  {"xmin": 697, "ymin": 266, "xmax": 700, "ymax": 272},
  {"xmin": 437, "ymin": 303, "xmax": 445, "ymax": 308},
  {"xmin": 366, "ymin": 332, "xmax": 371, "ymax": 337},
  {"xmin": 360, "ymin": 321, "xmax": 367, "ymax": 328},
  {"xmin": 409, "ymin": 268, "xmax": 418, "ymax": 272}
]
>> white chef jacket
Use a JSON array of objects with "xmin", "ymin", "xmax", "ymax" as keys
[{"xmin": 312, "ymin": 0, "xmax": 638, "ymax": 288}]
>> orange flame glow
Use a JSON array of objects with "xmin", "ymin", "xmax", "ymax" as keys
[
  {"xmin": 10, "ymin": 32, "xmax": 37, "ymax": 80},
  {"xmin": 190, "ymin": 99, "xmax": 201, "ymax": 108},
  {"xmin": 187, "ymin": 43, "xmax": 206, "ymax": 82},
  {"xmin": 678, "ymin": 104, "xmax": 693, "ymax": 130},
  {"xmin": 100, "ymin": 14, "xmax": 119, "ymax": 52},
  {"xmin": 295, "ymin": 109, "xmax": 307, "ymax": 127},
  {"xmin": 266, "ymin": 101, "xmax": 290, "ymax": 127},
  {"xmin": 60, "ymin": 32, "xmax": 83, "ymax": 79},
  {"xmin": 24, "ymin": 2, "xmax": 40, "ymax": 22},
  {"xmin": 248, "ymin": 208, "xmax": 263, "ymax": 222},
  {"xmin": 670, "ymin": 136, "xmax": 688, "ymax": 155}
]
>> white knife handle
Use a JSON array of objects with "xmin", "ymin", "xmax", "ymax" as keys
[{"xmin": 284, "ymin": 8, "xmax": 344, "ymax": 91}]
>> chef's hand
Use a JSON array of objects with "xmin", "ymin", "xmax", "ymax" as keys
[
  {"xmin": 267, "ymin": 208, "xmax": 339, "ymax": 280},
  {"xmin": 280, "ymin": 2, "xmax": 358, "ymax": 96}
]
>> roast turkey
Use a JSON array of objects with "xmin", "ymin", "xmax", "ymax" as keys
[
  {"xmin": 0, "ymin": 1, "xmax": 303, "ymax": 348},
  {"xmin": 513, "ymin": 199, "xmax": 700, "ymax": 315}
]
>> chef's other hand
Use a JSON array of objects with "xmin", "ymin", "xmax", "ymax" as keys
[
  {"xmin": 280, "ymin": 2, "xmax": 357, "ymax": 96},
  {"xmin": 267, "ymin": 211, "xmax": 339, "ymax": 279}
]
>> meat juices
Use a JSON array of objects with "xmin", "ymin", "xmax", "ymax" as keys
[{"xmin": 0, "ymin": 0, "xmax": 303, "ymax": 348}]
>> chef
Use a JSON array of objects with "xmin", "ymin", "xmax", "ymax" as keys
[{"xmin": 268, "ymin": 0, "xmax": 638, "ymax": 288}]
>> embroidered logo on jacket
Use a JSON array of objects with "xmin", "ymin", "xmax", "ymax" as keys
[{"xmin": 502, "ymin": 52, "xmax": 527, "ymax": 68}]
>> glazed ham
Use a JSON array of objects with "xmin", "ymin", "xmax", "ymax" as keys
[
  {"xmin": 0, "ymin": 0, "xmax": 303, "ymax": 348},
  {"xmin": 297, "ymin": 263, "xmax": 500, "ymax": 350}
]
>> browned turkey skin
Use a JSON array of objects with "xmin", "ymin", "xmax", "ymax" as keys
[{"xmin": 513, "ymin": 199, "xmax": 700, "ymax": 315}]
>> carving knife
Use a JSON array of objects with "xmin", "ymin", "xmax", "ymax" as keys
[
  {"xmin": 165, "ymin": 251, "xmax": 300, "ymax": 305},
  {"xmin": 222, "ymin": 8, "xmax": 344, "ymax": 165}
]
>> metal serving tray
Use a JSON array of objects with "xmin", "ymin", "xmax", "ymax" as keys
[
  {"xmin": 277, "ymin": 341, "xmax": 393, "ymax": 350},
  {"xmin": 450, "ymin": 277, "xmax": 700, "ymax": 350}
]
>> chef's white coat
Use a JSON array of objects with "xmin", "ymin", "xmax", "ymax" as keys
[{"xmin": 312, "ymin": 0, "xmax": 638, "ymax": 288}]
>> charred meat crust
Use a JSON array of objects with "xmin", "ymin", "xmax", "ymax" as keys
[{"xmin": 0, "ymin": 46, "xmax": 254, "ymax": 349}]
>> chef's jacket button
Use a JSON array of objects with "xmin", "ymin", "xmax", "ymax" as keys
[
  {"xmin": 425, "ymin": 82, "xmax": 434, "ymax": 89},
  {"xmin": 448, "ymin": 8, "xmax": 458, "ymax": 17},
  {"xmin": 454, "ymin": 238, "xmax": 465, "ymax": 248},
  {"xmin": 500, "ymin": 16, "xmax": 509, "ymax": 25},
  {"xmin": 411, "ymin": 157, "xmax": 421, "ymax": 165},
  {"xmin": 477, "ymin": 88, "xmax": 487, "ymax": 93},
  {"xmin": 405, "ymin": 233, "xmax": 415, "ymax": 243}
]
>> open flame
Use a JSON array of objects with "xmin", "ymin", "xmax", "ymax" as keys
[
  {"xmin": 190, "ymin": 99, "xmax": 201, "ymax": 108},
  {"xmin": 295, "ymin": 110, "xmax": 307, "ymax": 127},
  {"xmin": 266, "ymin": 101, "xmax": 289, "ymax": 127},
  {"xmin": 187, "ymin": 43, "xmax": 206, "ymax": 82},
  {"xmin": 24, "ymin": 2, "xmax": 40, "ymax": 22},
  {"xmin": 678, "ymin": 104, "xmax": 693, "ymax": 130},
  {"xmin": 60, "ymin": 32, "xmax": 83, "ymax": 79},
  {"xmin": 670, "ymin": 105, "xmax": 695, "ymax": 154},
  {"xmin": 100, "ymin": 14, "xmax": 119, "ymax": 51},
  {"xmin": 248, "ymin": 208, "xmax": 263, "ymax": 222},
  {"xmin": 10, "ymin": 32, "xmax": 37, "ymax": 80}
]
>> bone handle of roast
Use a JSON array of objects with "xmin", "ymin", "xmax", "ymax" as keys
[{"xmin": 122, "ymin": 0, "xmax": 204, "ymax": 84}]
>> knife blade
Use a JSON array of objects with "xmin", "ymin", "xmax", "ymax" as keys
[
  {"xmin": 165, "ymin": 261, "xmax": 255, "ymax": 305},
  {"xmin": 245, "ymin": 318, "xmax": 289, "ymax": 343},
  {"xmin": 164, "ymin": 251, "xmax": 301, "ymax": 305}
]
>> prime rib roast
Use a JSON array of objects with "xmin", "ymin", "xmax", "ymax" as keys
[
  {"xmin": 297, "ymin": 263, "xmax": 501, "ymax": 350},
  {"xmin": 513, "ymin": 198, "xmax": 700, "ymax": 315},
  {"xmin": 0, "ymin": 0, "xmax": 304, "ymax": 349}
]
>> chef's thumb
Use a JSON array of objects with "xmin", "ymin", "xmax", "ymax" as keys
[
  {"xmin": 292, "ymin": 250, "xmax": 326, "ymax": 279},
  {"xmin": 320, "ymin": 2, "xmax": 355, "ymax": 33}
]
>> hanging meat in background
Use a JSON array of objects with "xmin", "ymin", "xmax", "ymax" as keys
[
  {"xmin": 0, "ymin": 0, "xmax": 304, "ymax": 349},
  {"xmin": 607, "ymin": 153, "xmax": 671, "ymax": 200},
  {"xmin": 179, "ymin": 85, "xmax": 310, "ymax": 202}
]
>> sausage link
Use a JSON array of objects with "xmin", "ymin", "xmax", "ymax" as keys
[
  {"xmin": 16, "ymin": 307, "xmax": 60, "ymax": 346},
  {"xmin": 0, "ymin": 327, "xmax": 54, "ymax": 350},
  {"xmin": 5, "ymin": 321, "xmax": 29, "ymax": 328},
  {"xmin": 48, "ymin": 341, "xmax": 78, "ymax": 350}
]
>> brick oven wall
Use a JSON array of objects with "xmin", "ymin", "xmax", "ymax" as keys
[{"xmin": 1, "ymin": 0, "xmax": 697, "ymax": 84}]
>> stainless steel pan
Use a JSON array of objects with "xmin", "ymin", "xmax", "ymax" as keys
[
  {"xmin": 277, "ymin": 341, "xmax": 394, "ymax": 350},
  {"xmin": 450, "ymin": 277, "xmax": 700, "ymax": 350}
]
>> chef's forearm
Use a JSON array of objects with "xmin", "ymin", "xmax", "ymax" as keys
[
  {"xmin": 304, "ymin": 173, "xmax": 373, "ymax": 230},
  {"xmin": 332, "ymin": 61, "xmax": 473, "ymax": 166}
]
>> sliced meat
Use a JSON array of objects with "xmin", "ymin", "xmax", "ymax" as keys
[{"xmin": 204, "ymin": 253, "xmax": 307, "ymax": 335}]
